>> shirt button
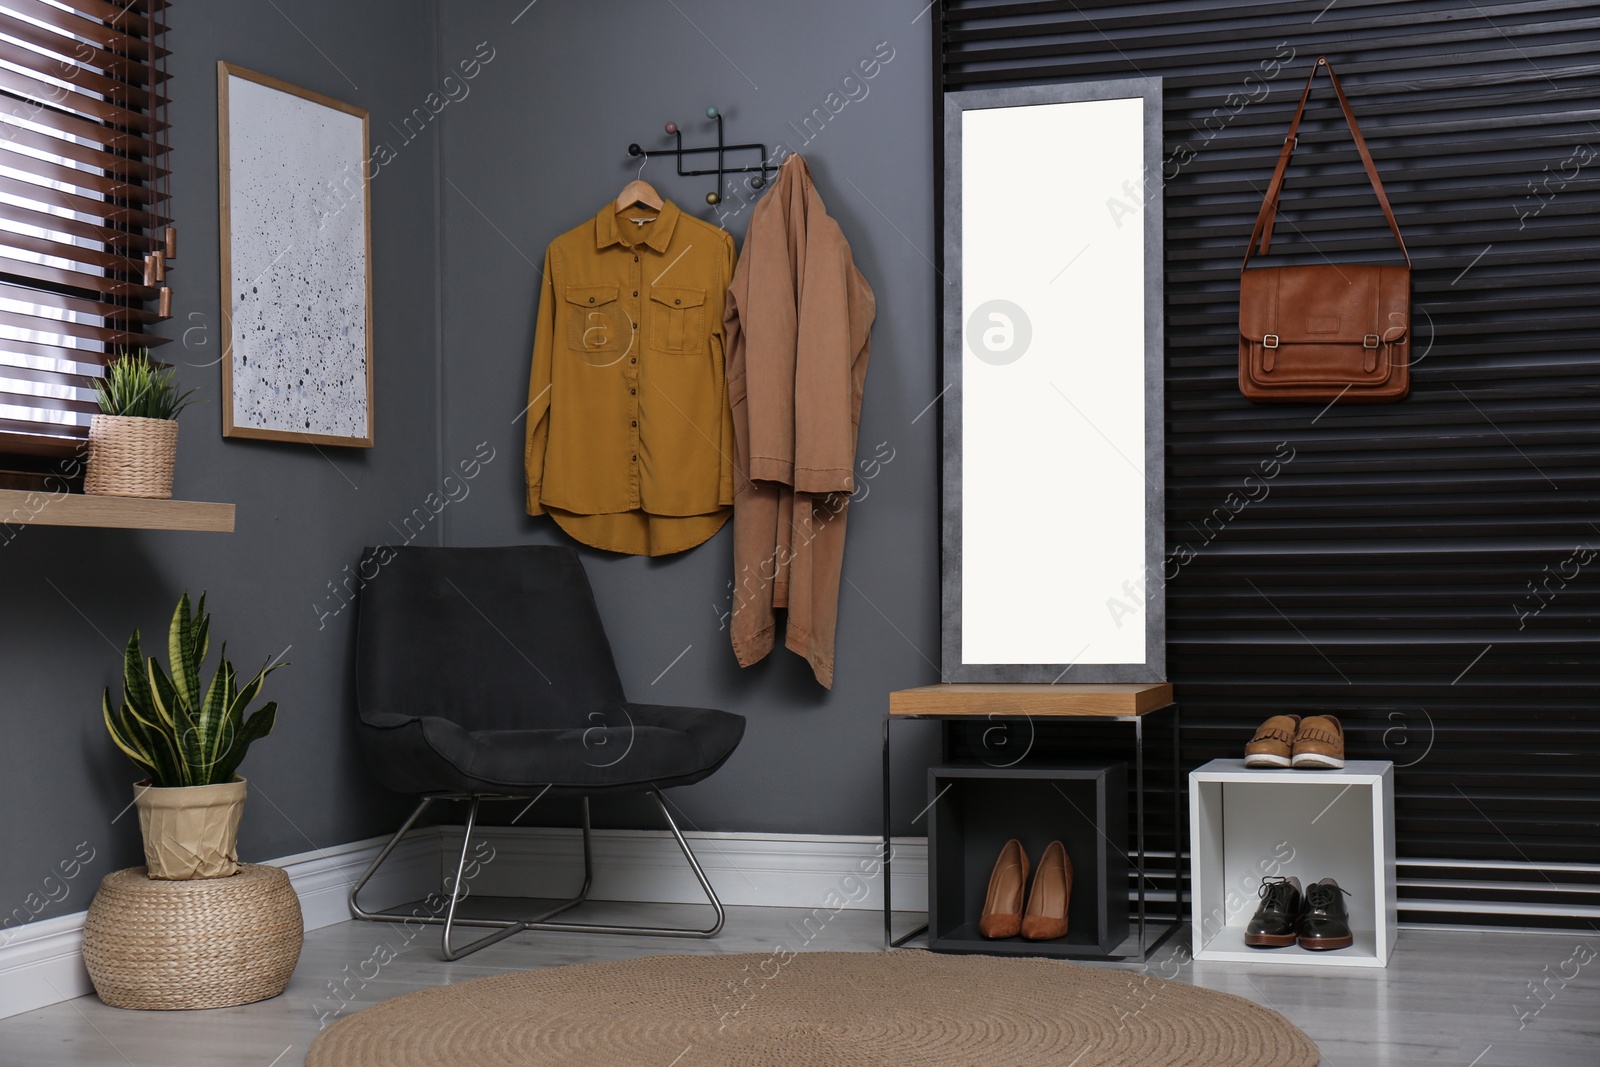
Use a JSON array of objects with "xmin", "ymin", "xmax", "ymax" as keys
[
  {"xmin": 633, "ymin": 255, "xmax": 639, "ymax": 262},
  {"xmin": 632, "ymin": 323, "xmax": 638, "ymax": 329},
  {"xmin": 630, "ymin": 388, "xmax": 636, "ymax": 395},
  {"xmin": 631, "ymin": 454, "xmax": 638, "ymax": 461},
  {"xmin": 633, "ymin": 291, "xmax": 638, "ymax": 297},
  {"xmin": 630, "ymin": 420, "xmax": 637, "ymax": 427},
  {"xmin": 588, "ymin": 297, "xmax": 595, "ymax": 303},
  {"xmin": 630, "ymin": 357, "xmax": 637, "ymax": 364},
  {"xmin": 674, "ymin": 298, "xmax": 681, "ymax": 305}
]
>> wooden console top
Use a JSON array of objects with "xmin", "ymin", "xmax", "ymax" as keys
[{"xmin": 888, "ymin": 682, "xmax": 1174, "ymax": 718}]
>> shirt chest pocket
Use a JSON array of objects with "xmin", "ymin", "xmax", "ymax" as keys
[
  {"xmin": 565, "ymin": 284, "xmax": 627, "ymax": 361},
  {"xmin": 649, "ymin": 285, "xmax": 707, "ymax": 355}
]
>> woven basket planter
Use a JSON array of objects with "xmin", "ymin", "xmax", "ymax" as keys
[
  {"xmin": 82, "ymin": 863, "xmax": 303, "ymax": 1010},
  {"xmin": 84, "ymin": 414, "xmax": 178, "ymax": 498},
  {"xmin": 134, "ymin": 778, "xmax": 247, "ymax": 880}
]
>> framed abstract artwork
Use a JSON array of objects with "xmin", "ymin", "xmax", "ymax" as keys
[{"xmin": 217, "ymin": 62, "xmax": 374, "ymax": 447}]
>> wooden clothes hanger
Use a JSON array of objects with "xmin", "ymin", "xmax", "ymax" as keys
[{"xmin": 616, "ymin": 149, "xmax": 664, "ymax": 211}]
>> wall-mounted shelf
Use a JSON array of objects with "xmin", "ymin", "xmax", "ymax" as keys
[{"xmin": 0, "ymin": 490, "xmax": 235, "ymax": 533}]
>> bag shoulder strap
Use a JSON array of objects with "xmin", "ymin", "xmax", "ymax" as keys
[{"xmin": 1242, "ymin": 56, "xmax": 1410, "ymax": 270}]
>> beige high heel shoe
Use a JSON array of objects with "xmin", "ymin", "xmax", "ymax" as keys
[
  {"xmin": 977, "ymin": 839, "xmax": 1030, "ymax": 939},
  {"xmin": 1020, "ymin": 840, "xmax": 1072, "ymax": 941}
]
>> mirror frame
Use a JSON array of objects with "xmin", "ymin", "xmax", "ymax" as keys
[{"xmin": 940, "ymin": 78, "xmax": 1166, "ymax": 684}]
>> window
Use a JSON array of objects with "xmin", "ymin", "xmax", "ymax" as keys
[{"xmin": 0, "ymin": 0, "xmax": 171, "ymax": 482}]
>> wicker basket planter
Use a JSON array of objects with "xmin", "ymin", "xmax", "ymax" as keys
[
  {"xmin": 134, "ymin": 777, "xmax": 247, "ymax": 880},
  {"xmin": 84, "ymin": 414, "xmax": 178, "ymax": 498},
  {"xmin": 82, "ymin": 863, "xmax": 303, "ymax": 1010}
]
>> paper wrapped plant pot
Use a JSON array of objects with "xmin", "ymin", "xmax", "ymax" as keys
[{"xmin": 134, "ymin": 777, "xmax": 247, "ymax": 880}]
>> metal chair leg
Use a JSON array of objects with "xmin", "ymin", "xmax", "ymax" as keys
[
  {"xmin": 439, "ymin": 797, "xmax": 518, "ymax": 959},
  {"xmin": 348, "ymin": 795, "xmax": 438, "ymax": 921},
  {"xmin": 348, "ymin": 789, "xmax": 725, "ymax": 960},
  {"xmin": 349, "ymin": 793, "xmax": 593, "ymax": 959},
  {"xmin": 516, "ymin": 789, "xmax": 725, "ymax": 939}
]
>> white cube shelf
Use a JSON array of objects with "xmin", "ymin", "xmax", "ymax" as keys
[{"xmin": 1190, "ymin": 759, "xmax": 1396, "ymax": 968}]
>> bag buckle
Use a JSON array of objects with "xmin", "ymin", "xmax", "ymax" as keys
[
  {"xmin": 1263, "ymin": 334, "xmax": 1279, "ymax": 349},
  {"xmin": 1363, "ymin": 334, "xmax": 1380, "ymax": 349}
]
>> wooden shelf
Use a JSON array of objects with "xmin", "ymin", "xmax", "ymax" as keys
[
  {"xmin": 889, "ymin": 682, "xmax": 1174, "ymax": 718},
  {"xmin": 0, "ymin": 489, "xmax": 235, "ymax": 532}
]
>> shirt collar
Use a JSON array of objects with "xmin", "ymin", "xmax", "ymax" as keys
[{"xmin": 595, "ymin": 198, "xmax": 681, "ymax": 252}]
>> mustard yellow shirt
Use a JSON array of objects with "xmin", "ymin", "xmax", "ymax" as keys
[{"xmin": 524, "ymin": 199, "xmax": 736, "ymax": 556}]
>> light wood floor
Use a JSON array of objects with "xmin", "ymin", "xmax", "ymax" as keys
[{"xmin": 0, "ymin": 902, "xmax": 1595, "ymax": 1066}]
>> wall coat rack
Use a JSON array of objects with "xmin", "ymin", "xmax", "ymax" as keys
[{"xmin": 628, "ymin": 107, "xmax": 779, "ymax": 206}]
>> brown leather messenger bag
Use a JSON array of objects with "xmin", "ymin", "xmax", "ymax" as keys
[{"xmin": 1239, "ymin": 56, "xmax": 1412, "ymax": 402}]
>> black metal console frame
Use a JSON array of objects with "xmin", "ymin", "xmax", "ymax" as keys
[{"xmin": 883, "ymin": 702, "xmax": 1185, "ymax": 961}]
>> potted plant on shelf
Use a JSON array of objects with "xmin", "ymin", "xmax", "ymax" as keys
[
  {"xmin": 85, "ymin": 347, "xmax": 195, "ymax": 499},
  {"xmin": 102, "ymin": 592, "xmax": 287, "ymax": 880}
]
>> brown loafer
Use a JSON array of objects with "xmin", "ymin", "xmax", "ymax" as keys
[
  {"xmin": 1292, "ymin": 715, "xmax": 1345, "ymax": 769},
  {"xmin": 1020, "ymin": 840, "xmax": 1072, "ymax": 941},
  {"xmin": 1244, "ymin": 714, "xmax": 1301, "ymax": 768},
  {"xmin": 977, "ymin": 839, "xmax": 1029, "ymax": 939}
]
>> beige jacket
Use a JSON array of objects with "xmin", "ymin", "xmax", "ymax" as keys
[{"xmin": 726, "ymin": 154, "xmax": 875, "ymax": 688}]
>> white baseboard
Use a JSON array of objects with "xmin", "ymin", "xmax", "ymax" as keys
[
  {"xmin": 273, "ymin": 832, "xmax": 439, "ymax": 931},
  {"xmin": 0, "ymin": 911, "xmax": 94, "ymax": 1021},
  {"xmin": 0, "ymin": 827, "xmax": 927, "ymax": 1022},
  {"xmin": 447, "ymin": 826, "xmax": 928, "ymax": 914}
]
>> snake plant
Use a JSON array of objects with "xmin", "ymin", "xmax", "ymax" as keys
[
  {"xmin": 102, "ymin": 592, "xmax": 286, "ymax": 787},
  {"xmin": 93, "ymin": 348, "xmax": 196, "ymax": 420}
]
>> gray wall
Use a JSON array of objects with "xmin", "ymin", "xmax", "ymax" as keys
[
  {"xmin": 3, "ymin": 0, "xmax": 944, "ymax": 932},
  {"xmin": 1, "ymin": 0, "xmax": 442, "ymax": 925},
  {"xmin": 436, "ymin": 0, "xmax": 941, "ymax": 834}
]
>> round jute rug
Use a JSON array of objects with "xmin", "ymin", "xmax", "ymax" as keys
[{"xmin": 307, "ymin": 950, "xmax": 1320, "ymax": 1066}]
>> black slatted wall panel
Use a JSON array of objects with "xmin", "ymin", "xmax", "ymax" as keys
[{"xmin": 938, "ymin": 0, "xmax": 1600, "ymax": 927}]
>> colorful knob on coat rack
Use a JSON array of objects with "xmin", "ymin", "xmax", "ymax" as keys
[
  {"xmin": 705, "ymin": 106, "xmax": 719, "ymax": 119},
  {"xmin": 627, "ymin": 143, "xmax": 643, "ymax": 156},
  {"xmin": 706, "ymin": 191, "xmax": 721, "ymax": 205},
  {"xmin": 665, "ymin": 121, "xmax": 678, "ymax": 135},
  {"xmin": 751, "ymin": 176, "xmax": 766, "ymax": 189}
]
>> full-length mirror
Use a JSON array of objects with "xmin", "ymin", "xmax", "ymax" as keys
[{"xmin": 941, "ymin": 79, "xmax": 1165, "ymax": 683}]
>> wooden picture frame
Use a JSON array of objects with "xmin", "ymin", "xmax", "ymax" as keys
[{"xmin": 217, "ymin": 62, "xmax": 374, "ymax": 447}]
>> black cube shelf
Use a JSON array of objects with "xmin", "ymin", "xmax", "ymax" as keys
[{"xmin": 927, "ymin": 761, "xmax": 1129, "ymax": 959}]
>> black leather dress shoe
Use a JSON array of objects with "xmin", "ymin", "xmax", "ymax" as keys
[
  {"xmin": 1299, "ymin": 877, "xmax": 1353, "ymax": 950},
  {"xmin": 1244, "ymin": 875, "xmax": 1303, "ymax": 948}
]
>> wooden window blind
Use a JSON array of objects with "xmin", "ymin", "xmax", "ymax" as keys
[{"xmin": 0, "ymin": 0, "xmax": 172, "ymax": 474}]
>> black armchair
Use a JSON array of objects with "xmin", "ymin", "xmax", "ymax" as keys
[{"xmin": 346, "ymin": 545, "xmax": 745, "ymax": 959}]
